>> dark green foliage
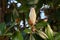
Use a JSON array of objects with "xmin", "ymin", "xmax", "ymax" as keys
[
  {"xmin": 0, "ymin": 23, "xmax": 6, "ymax": 35},
  {"xmin": 12, "ymin": 31, "xmax": 23, "ymax": 40},
  {"xmin": 33, "ymin": 33, "xmax": 44, "ymax": 40}
]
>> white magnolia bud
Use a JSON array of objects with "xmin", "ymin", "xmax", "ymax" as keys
[{"xmin": 29, "ymin": 7, "xmax": 36, "ymax": 25}]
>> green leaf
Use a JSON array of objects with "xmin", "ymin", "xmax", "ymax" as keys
[
  {"xmin": 37, "ymin": 30, "xmax": 48, "ymax": 39},
  {"xmin": 3, "ymin": 33, "xmax": 13, "ymax": 36},
  {"xmin": 0, "ymin": 22, "xmax": 6, "ymax": 35},
  {"xmin": 12, "ymin": 8, "xmax": 19, "ymax": 20},
  {"xmin": 54, "ymin": 33, "xmax": 60, "ymax": 40},
  {"xmin": 33, "ymin": 33, "xmax": 44, "ymax": 40},
  {"xmin": 29, "ymin": 34, "xmax": 35, "ymax": 40},
  {"xmin": 12, "ymin": 31, "xmax": 23, "ymax": 40},
  {"xmin": 24, "ymin": 28, "xmax": 31, "ymax": 34},
  {"xmin": 36, "ymin": 21, "xmax": 47, "ymax": 30},
  {"xmin": 45, "ymin": 24, "xmax": 54, "ymax": 40}
]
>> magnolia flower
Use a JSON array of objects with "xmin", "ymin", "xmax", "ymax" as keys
[
  {"xmin": 20, "ymin": 19, "xmax": 29, "ymax": 28},
  {"xmin": 40, "ymin": 10, "xmax": 47, "ymax": 19},
  {"xmin": 17, "ymin": 3, "xmax": 21, "ymax": 7},
  {"xmin": 7, "ymin": 0, "xmax": 21, "ymax": 8},
  {"xmin": 40, "ymin": 4, "xmax": 50, "ymax": 9},
  {"xmin": 29, "ymin": 7, "xmax": 36, "ymax": 25}
]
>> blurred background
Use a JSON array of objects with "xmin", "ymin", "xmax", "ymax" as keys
[{"xmin": 0, "ymin": 0, "xmax": 60, "ymax": 40}]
